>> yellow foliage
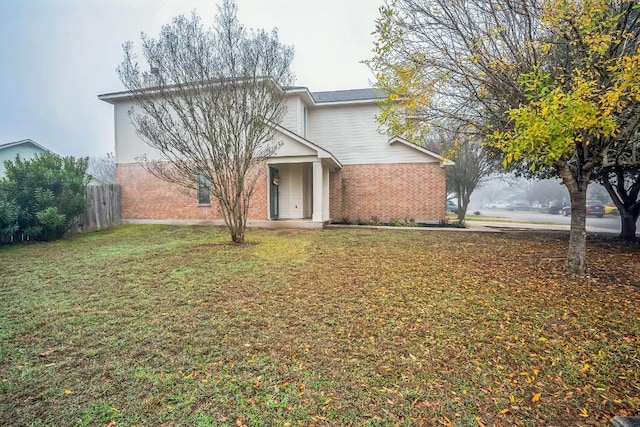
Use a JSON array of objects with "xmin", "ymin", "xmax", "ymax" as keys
[{"xmin": 490, "ymin": 0, "xmax": 640, "ymax": 169}]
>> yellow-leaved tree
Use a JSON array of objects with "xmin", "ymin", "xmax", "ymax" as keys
[{"xmin": 368, "ymin": 0, "xmax": 640, "ymax": 274}]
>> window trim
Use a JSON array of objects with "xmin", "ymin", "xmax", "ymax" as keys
[{"xmin": 197, "ymin": 173, "xmax": 211, "ymax": 206}]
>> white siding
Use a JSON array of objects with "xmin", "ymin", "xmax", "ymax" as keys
[
  {"xmin": 0, "ymin": 145, "xmax": 47, "ymax": 176},
  {"xmin": 114, "ymin": 99, "xmax": 311, "ymax": 164},
  {"xmin": 114, "ymin": 101, "xmax": 165, "ymax": 163},
  {"xmin": 110, "ymin": 92, "xmax": 437, "ymax": 167},
  {"xmin": 273, "ymin": 133, "xmax": 317, "ymax": 157},
  {"xmin": 280, "ymin": 96, "xmax": 301, "ymax": 134},
  {"xmin": 307, "ymin": 104, "xmax": 438, "ymax": 165}
]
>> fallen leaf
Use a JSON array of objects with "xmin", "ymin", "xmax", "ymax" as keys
[
  {"xmin": 39, "ymin": 348, "xmax": 55, "ymax": 357},
  {"xmin": 64, "ymin": 389, "xmax": 73, "ymax": 395},
  {"xmin": 532, "ymin": 393, "xmax": 541, "ymax": 403}
]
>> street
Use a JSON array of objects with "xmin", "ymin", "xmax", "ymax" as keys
[{"xmin": 474, "ymin": 208, "xmax": 638, "ymax": 234}]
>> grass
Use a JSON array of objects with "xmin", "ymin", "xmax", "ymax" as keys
[{"xmin": 1, "ymin": 225, "xmax": 639, "ymax": 426}]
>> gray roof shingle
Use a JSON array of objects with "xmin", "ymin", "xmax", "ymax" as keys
[{"xmin": 311, "ymin": 88, "xmax": 385, "ymax": 103}]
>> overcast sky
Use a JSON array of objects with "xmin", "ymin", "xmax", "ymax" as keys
[{"xmin": 0, "ymin": 0, "xmax": 383, "ymax": 157}]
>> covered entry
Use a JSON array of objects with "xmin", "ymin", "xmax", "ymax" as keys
[
  {"xmin": 267, "ymin": 126, "xmax": 341, "ymax": 223},
  {"xmin": 269, "ymin": 163, "xmax": 313, "ymax": 219}
]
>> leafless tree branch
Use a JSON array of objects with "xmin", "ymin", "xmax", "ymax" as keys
[{"xmin": 117, "ymin": 0, "xmax": 294, "ymax": 243}]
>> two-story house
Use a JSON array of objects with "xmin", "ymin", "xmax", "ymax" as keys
[{"xmin": 98, "ymin": 86, "xmax": 450, "ymax": 227}]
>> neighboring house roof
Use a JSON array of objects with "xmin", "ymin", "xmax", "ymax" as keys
[
  {"xmin": 0, "ymin": 139, "xmax": 51, "ymax": 153},
  {"xmin": 311, "ymin": 88, "xmax": 385, "ymax": 103},
  {"xmin": 388, "ymin": 137, "xmax": 455, "ymax": 167},
  {"xmin": 0, "ymin": 139, "xmax": 52, "ymax": 177}
]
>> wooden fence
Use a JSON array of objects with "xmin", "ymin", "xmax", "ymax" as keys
[
  {"xmin": 0, "ymin": 230, "xmax": 23, "ymax": 245},
  {"xmin": 78, "ymin": 184, "xmax": 122, "ymax": 232},
  {"xmin": 1, "ymin": 184, "xmax": 121, "ymax": 244}
]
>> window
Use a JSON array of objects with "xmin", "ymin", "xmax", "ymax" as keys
[
  {"xmin": 303, "ymin": 106, "xmax": 307, "ymax": 138},
  {"xmin": 198, "ymin": 174, "xmax": 211, "ymax": 205}
]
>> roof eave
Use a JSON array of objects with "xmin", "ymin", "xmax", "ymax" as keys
[
  {"xmin": 388, "ymin": 137, "xmax": 455, "ymax": 167},
  {"xmin": 269, "ymin": 123, "xmax": 343, "ymax": 169},
  {"xmin": 0, "ymin": 139, "xmax": 51, "ymax": 153},
  {"xmin": 313, "ymin": 98, "xmax": 381, "ymax": 107}
]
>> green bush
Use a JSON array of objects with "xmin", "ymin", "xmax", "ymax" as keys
[
  {"xmin": 1, "ymin": 153, "xmax": 89, "ymax": 242},
  {"xmin": 0, "ymin": 192, "xmax": 20, "ymax": 239}
]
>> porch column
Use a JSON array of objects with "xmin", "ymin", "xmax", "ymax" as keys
[
  {"xmin": 312, "ymin": 160, "xmax": 324, "ymax": 222},
  {"xmin": 322, "ymin": 166, "xmax": 330, "ymax": 220}
]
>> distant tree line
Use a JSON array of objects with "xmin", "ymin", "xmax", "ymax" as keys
[{"xmin": 0, "ymin": 153, "xmax": 89, "ymax": 242}]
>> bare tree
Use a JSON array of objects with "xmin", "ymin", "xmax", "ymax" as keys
[
  {"xmin": 88, "ymin": 153, "xmax": 117, "ymax": 185},
  {"xmin": 117, "ymin": 0, "xmax": 294, "ymax": 243},
  {"xmin": 425, "ymin": 126, "xmax": 498, "ymax": 221}
]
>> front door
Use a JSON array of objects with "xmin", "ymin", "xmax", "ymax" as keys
[{"xmin": 269, "ymin": 166, "xmax": 279, "ymax": 219}]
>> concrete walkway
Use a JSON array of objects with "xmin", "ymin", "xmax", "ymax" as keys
[
  {"xmin": 327, "ymin": 221, "xmax": 619, "ymax": 234},
  {"xmin": 465, "ymin": 220, "xmax": 618, "ymax": 234}
]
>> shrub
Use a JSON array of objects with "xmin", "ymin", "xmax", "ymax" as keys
[
  {"xmin": 366, "ymin": 217, "xmax": 381, "ymax": 226},
  {"xmin": 0, "ymin": 192, "xmax": 20, "ymax": 241},
  {"xmin": 2, "ymin": 153, "xmax": 89, "ymax": 241}
]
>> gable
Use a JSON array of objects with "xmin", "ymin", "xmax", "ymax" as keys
[
  {"xmin": 388, "ymin": 137, "xmax": 454, "ymax": 165},
  {"xmin": 0, "ymin": 140, "xmax": 50, "ymax": 176},
  {"xmin": 274, "ymin": 131, "xmax": 318, "ymax": 157},
  {"xmin": 307, "ymin": 104, "xmax": 450, "ymax": 166}
]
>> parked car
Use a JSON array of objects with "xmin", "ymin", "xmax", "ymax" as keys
[
  {"xmin": 487, "ymin": 201, "xmax": 508, "ymax": 209},
  {"xmin": 561, "ymin": 200, "xmax": 605, "ymax": 217},
  {"xmin": 447, "ymin": 199, "xmax": 458, "ymax": 213},
  {"xmin": 547, "ymin": 200, "xmax": 568, "ymax": 214},
  {"xmin": 506, "ymin": 201, "xmax": 532, "ymax": 211},
  {"xmin": 604, "ymin": 203, "xmax": 619, "ymax": 215}
]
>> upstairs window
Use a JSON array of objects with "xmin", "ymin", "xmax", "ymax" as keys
[{"xmin": 303, "ymin": 106, "xmax": 307, "ymax": 138}]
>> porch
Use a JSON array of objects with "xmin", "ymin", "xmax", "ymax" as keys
[
  {"xmin": 266, "ymin": 160, "xmax": 331, "ymax": 223},
  {"xmin": 265, "ymin": 124, "xmax": 342, "ymax": 224}
]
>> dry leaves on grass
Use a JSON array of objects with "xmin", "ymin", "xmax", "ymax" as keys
[{"xmin": 0, "ymin": 226, "xmax": 638, "ymax": 426}]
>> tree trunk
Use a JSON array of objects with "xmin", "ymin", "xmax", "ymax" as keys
[
  {"xmin": 619, "ymin": 210, "xmax": 639, "ymax": 242},
  {"xmin": 456, "ymin": 190, "xmax": 472, "ymax": 221},
  {"xmin": 228, "ymin": 207, "xmax": 246, "ymax": 244},
  {"xmin": 559, "ymin": 163, "xmax": 590, "ymax": 275},
  {"xmin": 457, "ymin": 194, "xmax": 468, "ymax": 221},
  {"xmin": 600, "ymin": 170, "xmax": 640, "ymax": 242},
  {"xmin": 566, "ymin": 190, "xmax": 588, "ymax": 274}
]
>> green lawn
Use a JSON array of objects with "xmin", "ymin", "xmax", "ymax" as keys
[{"xmin": 1, "ymin": 225, "xmax": 638, "ymax": 426}]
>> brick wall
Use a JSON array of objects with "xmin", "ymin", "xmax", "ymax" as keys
[
  {"xmin": 330, "ymin": 163, "xmax": 446, "ymax": 222},
  {"xmin": 118, "ymin": 162, "xmax": 445, "ymax": 223},
  {"xmin": 117, "ymin": 163, "xmax": 268, "ymax": 221}
]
